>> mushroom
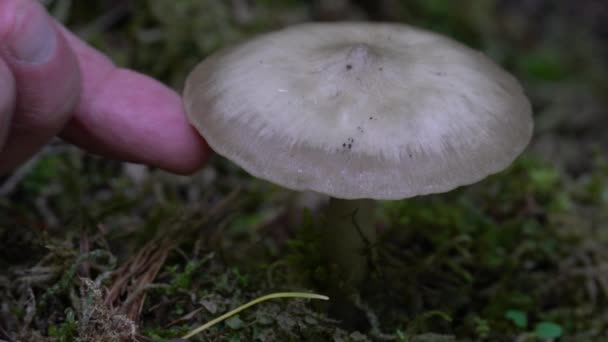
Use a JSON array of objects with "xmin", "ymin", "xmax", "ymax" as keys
[{"xmin": 183, "ymin": 22, "xmax": 533, "ymax": 287}]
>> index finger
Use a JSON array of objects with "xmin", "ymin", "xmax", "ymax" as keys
[{"xmin": 58, "ymin": 26, "xmax": 211, "ymax": 174}]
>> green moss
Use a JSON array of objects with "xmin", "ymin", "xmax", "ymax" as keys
[{"xmin": 48, "ymin": 309, "xmax": 78, "ymax": 342}]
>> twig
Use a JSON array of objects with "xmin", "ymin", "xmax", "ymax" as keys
[
  {"xmin": 122, "ymin": 283, "xmax": 171, "ymax": 308},
  {"xmin": 75, "ymin": 2, "xmax": 131, "ymax": 41},
  {"xmin": 181, "ymin": 292, "xmax": 329, "ymax": 339},
  {"xmin": 0, "ymin": 154, "xmax": 42, "ymax": 197}
]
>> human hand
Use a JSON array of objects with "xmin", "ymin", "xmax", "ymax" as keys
[{"xmin": 0, "ymin": 0, "xmax": 210, "ymax": 175}]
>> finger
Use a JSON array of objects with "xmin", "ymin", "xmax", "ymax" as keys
[
  {"xmin": 0, "ymin": 0, "xmax": 80, "ymax": 173},
  {"xmin": 0, "ymin": 58, "xmax": 16, "ymax": 150},
  {"xmin": 58, "ymin": 28, "xmax": 211, "ymax": 175}
]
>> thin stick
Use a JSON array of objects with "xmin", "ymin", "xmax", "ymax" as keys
[{"xmin": 181, "ymin": 292, "xmax": 329, "ymax": 339}]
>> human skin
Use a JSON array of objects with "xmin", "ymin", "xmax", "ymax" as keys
[{"xmin": 0, "ymin": 0, "xmax": 211, "ymax": 175}]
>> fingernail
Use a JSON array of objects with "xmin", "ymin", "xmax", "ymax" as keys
[{"xmin": 6, "ymin": 2, "xmax": 56, "ymax": 64}]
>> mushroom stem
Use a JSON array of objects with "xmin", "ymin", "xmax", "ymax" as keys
[{"xmin": 322, "ymin": 198, "xmax": 376, "ymax": 287}]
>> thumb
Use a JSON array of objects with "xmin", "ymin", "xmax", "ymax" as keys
[{"xmin": 0, "ymin": 0, "xmax": 80, "ymax": 173}]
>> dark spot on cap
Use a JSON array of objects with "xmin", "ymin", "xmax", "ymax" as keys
[{"xmin": 346, "ymin": 64, "xmax": 352, "ymax": 70}]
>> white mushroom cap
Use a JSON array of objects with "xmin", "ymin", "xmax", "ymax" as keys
[{"xmin": 184, "ymin": 22, "xmax": 533, "ymax": 200}]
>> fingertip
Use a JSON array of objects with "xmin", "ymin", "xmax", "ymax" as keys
[
  {"xmin": 161, "ymin": 131, "xmax": 212, "ymax": 175},
  {"xmin": 0, "ymin": 0, "xmax": 56, "ymax": 65},
  {"xmin": 0, "ymin": 0, "xmax": 82, "ymax": 121}
]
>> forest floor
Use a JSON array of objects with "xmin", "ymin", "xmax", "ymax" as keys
[{"xmin": 1, "ymin": 1, "xmax": 608, "ymax": 341}]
